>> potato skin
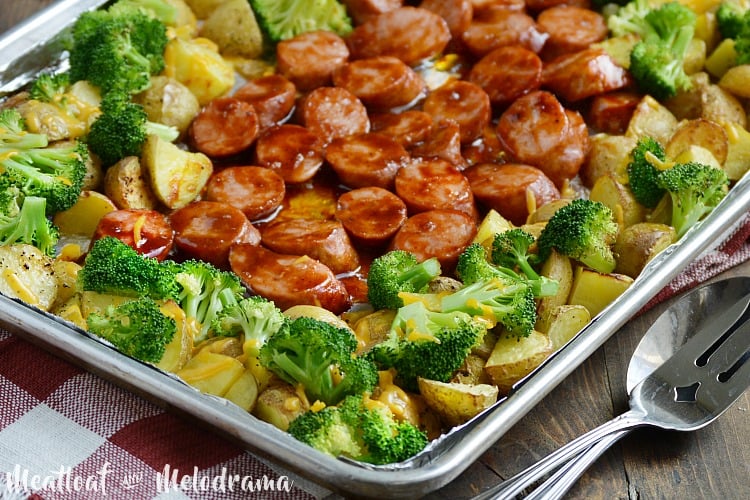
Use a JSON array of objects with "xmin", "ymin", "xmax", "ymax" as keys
[
  {"xmin": 614, "ymin": 222, "xmax": 676, "ymax": 278},
  {"xmin": 134, "ymin": 76, "xmax": 200, "ymax": 136},
  {"xmin": 104, "ymin": 156, "xmax": 160, "ymax": 210}
]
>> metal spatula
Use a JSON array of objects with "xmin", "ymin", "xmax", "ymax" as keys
[{"xmin": 476, "ymin": 279, "xmax": 750, "ymax": 500}]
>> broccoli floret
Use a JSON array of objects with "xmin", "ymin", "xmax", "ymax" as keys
[
  {"xmin": 78, "ymin": 236, "xmax": 179, "ymax": 300},
  {"xmin": 249, "ymin": 0, "xmax": 353, "ymax": 42},
  {"xmin": 171, "ymin": 259, "xmax": 246, "ymax": 342},
  {"xmin": 87, "ymin": 92, "xmax": 178, "ymax": 167},
  {"xmin": 607, "ymin": 0, "xmax": 654, "ymax": 38},
  {"xmin": 629, "ymin": 26, "xmax": 694, "ymax": 100},
  {"xmin": 627, "ymin": 136, "xmax": 668, "ymax": 208},
  {"xmin": 656, "ymin": 162, "xmax": 729, "ymax": 238},
  {"xmin": 288, "ymin": 394, "xmax": 428, "ymax": 465},
  {"xmin": 69, "ymin": 7, "xmax": 168, "ymax": 96},
  {"xmin": 723, "ymin": 4, "xmax": 750, "ymax": 64},
  {"xmin": 608, "ymin": 0, "xmax": 696, "ymax": 99},
  {"xmin": 86, "ymin": 297, "xmax": 176, "ymax": 363},
  {"xmin": 108, "ymin": 0, "xmax": 178, "ymax": 25},
  {"xmin": 0, "ymin": 188, "xmax": 59, "ymax": 256},
  {"xmin": 537, "ymin": 199, "xmax": 619, "ymax": 274},
  {"xmin": 716, "ymin": 1, "xmax": 749, "ymax": 39},
  {"xmin": 491, "ymin": 230, "xmax": 559, "ymax": 297},
  {"xmin": 0, "ymin": 109, "xmax": 87, "ymax": 213},
  {"xmin": 440, "ymin": 279, "xmax": 537, "ymax": 339},
  {"xmin": 367, "ymin": 250, "xmax": 442, "ymax": 310},
  {"xmin": 456, "ymin": 243, "xmax": 521, "ymax": 286},
  {"xmin": 368, "ymin": 301, "xmax": 487, "ymax": 391},
  {"xmin": 259, "ymin": 316, "xmax": 378, "ymax": 406},
  {"xmin": 211, "ymin": 295, "xmax": 286, "ymax": 356},
  {"xmin": 29, "ymin": 72, "xmax": 71, "ymax": 105}
]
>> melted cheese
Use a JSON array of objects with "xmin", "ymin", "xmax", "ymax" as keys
[{"xmin": 2, "ymin": 269, "xmax": 38, "ymax": 306}]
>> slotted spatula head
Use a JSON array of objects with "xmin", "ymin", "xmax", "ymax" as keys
[{"xmin": 629, "ymin": 292, "xmax": 750, "ymax": 430}]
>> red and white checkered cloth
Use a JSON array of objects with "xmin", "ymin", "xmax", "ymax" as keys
[{"xmin": 1, "ymin": 214, "xmax": 749, "ymax": 500}]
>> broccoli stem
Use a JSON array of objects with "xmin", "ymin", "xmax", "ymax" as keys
[{"xmin": 398, "ymin": 257, "xmax": 441, "ymax": 290}]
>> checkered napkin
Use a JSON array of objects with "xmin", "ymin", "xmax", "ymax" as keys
[
  {"xmin": 0, "ymin": 333, "xmax": 331, "ymax": 500},
  {"xmin": 1, "ymin": 214, "xmax": 749, "ymax": 500}
]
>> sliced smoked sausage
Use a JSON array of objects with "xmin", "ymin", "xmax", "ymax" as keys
[
  {"xmin": 541, "ymin": 48, "xmax": 631, "ymax": 103},
  {"xmin": 325, "ymin": 132, "xmax": 410, "ymax": 190},
  {"xmin": 468, "ymin": 45, "xmax": 543, "ymax": 107},
  {"xmin": 261, "ymin": 218, "xmax": 360, "ymax": 274},
  {"xmin": 205, "ymin": 166, "xmax": 286, "ymax": 222},
  {"xmin": 233, "ymin": 74, "xmax": 296, "ymax": 131},
  {"xmin": 370, "ymin": 110, "xmax": 434, "ymax": 148},
  {"xmin": 422, "ymin": 80, "xmax": 490, "ymax": 144},
  {"xmin": 171, "ymin": 201, "xmax": 260, "ymax": 267},
  {"xmin": 335, "ymin": 186, "xmax": 408, "ymax": 248},
  {"xmin": 276, "ymin": 30, "xmax": 350, "ymax": 91},
  {"xmin": 410, "ymin": 119, "xmax": 466, "ymax": 170},
  {"xmin": 587, "ymin": 91, "xmax": 641, "ymax": 135},
  {"xmin": 346, "ymin": 7, "xmax": 451, "ymax": 65},
  {"xmin": 536, "ymin": 6, "xmax": 608, "ymax": 60},
  {"xmin": 189, "ymin": 97, "xmax": 259, "ymax": 157},
  {"xmin": 92, "ymin": 209, "xmax": 174, "ymax": 261},
  {"xmin": 342, "ymin": 0, "xmax": 403, "ymax": 25},
  {"xmin": 394, "ymin": 158, "xmax": 477, "ymax": 220},
  {"xmin": 389, "ymin": 209, "xmax": 477, "ymax": 271},
  {"xmin": 461, "ymin": 9, "xmax": 547, "ymax": 58},
  {"xmin": 464, "ymin": 163, "xmax": 560, "ymax": 225},
  {"xmin": 419, "ymin": 0, "xmax": 473, "ymax": 39},
  {"xmin": 299, "ymin": 87, "xmax": 370, "ymax": 144},
  {"xmin": 229, "ymin": 244, "xmax": 352, "ymax": 314},
  {"xmin": 254, "ymin": 124, "xmax": 324, "ymax": 184},
  {"xmin": 496, "ymin": 90, "xmax": 588, "ymax": 188},
  {"xmin": 332, "ymin": 56, "xmax": 426, "ymax": 110}
]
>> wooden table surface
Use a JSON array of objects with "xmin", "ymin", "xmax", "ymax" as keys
[{"xmin": 2, "ymin": 2, "xmax": 748, "ymax": 498}]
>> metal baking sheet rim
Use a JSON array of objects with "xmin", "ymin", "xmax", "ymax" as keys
[{"xmin": 3, "ymin": 2, "xmax": 750, "ymax": 497}]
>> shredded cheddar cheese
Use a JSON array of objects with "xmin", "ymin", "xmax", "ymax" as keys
[{"xmin": 2, "ymin": 268, "xmax": 38, "ymax": 306}]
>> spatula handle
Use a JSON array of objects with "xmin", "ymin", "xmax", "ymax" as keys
[
  {"xmin": 522, "ymin": 430, "xmax": 629, "ymax": 500},
  {"xmin": 473, "ymin": 410, "xmax": 643, "ymax": 500}
]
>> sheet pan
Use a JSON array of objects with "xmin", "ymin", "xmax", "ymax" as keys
[{"xmin": 2, "ymin": 1, "xmax": 750, "ymax": 497}]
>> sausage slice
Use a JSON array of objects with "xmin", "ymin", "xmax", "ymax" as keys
[{"xmin": 229, "ymin": 244, "xmax": 352, "ymax": 314}]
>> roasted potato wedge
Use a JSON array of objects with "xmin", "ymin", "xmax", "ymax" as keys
[
  {"xmin": 253, "ymin": 381, "xmax": 310, "ymax": 432},
  {"xmin": 567, "ymin": 267, "xmax": 634, "ymax": 317},
  {"xmin": 52, "ymin": 190, "xmax": 117, "ymax": 237},
  {"xmin": 155, "ymin": 300, "xmax": 194, "ymax": 373},
  {"xmin": 484, "ymin": 331, "xmax": 554, "ymax": 395},
  {"xmin": 200, "ymin": 0, "xmax": 263, "ymax": 59},
  {"xmin": 545, "ymin": 305, "xmax": 591, "ymax": 350},
  {"xmin": 223, "ymin": 369, "xmax": 259, "ymax": 412},
  {"xmin": 0, "ymin": 244, "xmax": 58, "ymax": 311},
  {"xmin": 352, "ymin": 309, "xmax": 396, "ymax": 354},
  {"xmin": 162, "ymin": 36, "xmax": 235, "ymax": 105},
  {"xmin": 535, "ymin": 250, "xmax": 574, "ymax": 334},
  {"xmin": 526, "ymin": 198, "xmax": 572, "ymax": 225},
  {"xmin": 51, "ymin": 259, "xmax": 82, "ymax": 309},
  {"xmin": 473, "ymin": 209, "xmax": 514, "ymax": 250},
  {"xmin": 182, "ymin": 0, "xmax": 224, "ymax": 19},
  {"xmin": 417, "ymin": 378, "xmax": 498, "ymax": 427},
  {"xmin": 284, "ymin": 304, "xmax": 354, "ymax": 332},
  {"xmin": 718, "ymin": 64, "xmax": 750, "ymax": 98},
  {"xmin": 141, "ymin": 135, "xmax": 212, "ymax": 209},
  {"xmin": 134, "ymin": 76, "xmax": 200, "ymax": 136},
  {"xmin": 626, "ymin": 95, "xmax": 679, "ymax": 145},
  {"xmin": 103, "ymin": 156, "xmax": 160, "ymax": 210},
  {"xmin": 722, "ymin": 121, "xmax": 750, "ymax": 180},
  {"xmin": 176, "ymin": 349, "xmax": 246, "ymax": 396},
  {"xmin": 614, "ymin": 222, "xmax": 676, "ymax": 278},
  {"xmin": 665, "ymin": 118, "xmax": 728, "ymax": 165},
  {"xmin": 451, "ymin": 354, "xmax": 492, "ymax": 385},
  {"xmin": 589, "ymin": 174, "xmax": 646, "ymax": 228}
]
